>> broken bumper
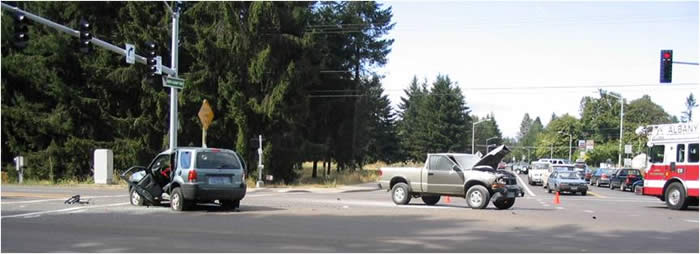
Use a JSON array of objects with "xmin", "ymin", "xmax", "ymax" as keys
[
  {"xmin": 492, "ymin": 185, "xmax": 523, "ymax": 200},
  {"xmin": 181, "ymin": 183, "xmax": 247, "ymax": 202}
]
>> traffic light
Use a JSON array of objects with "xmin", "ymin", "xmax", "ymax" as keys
[
  {"xmin": 660, "ymin": 49, "xmax": 673, "ymax": 83},
  {"xmin": 174, "ymin": 1, "xmax": 185, "ymax": 13},
  {"xmin": 79, "ymin": 18, "xmax": 92, "ymax": 53},
  {"xmin": 145, "ymin": 42, "xmax": 162, "ymax": 77},
  {"xmin": 13, "ymin": 13, "xmax": 29, "ymax": 49}
]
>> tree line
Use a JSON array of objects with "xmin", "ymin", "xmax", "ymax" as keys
[
  {"xmin": 2, "ymin": 1, "xmax": 503, "ymax": 183},
  {"xmin": 509, "ymin": 90, "xmax": 695, "ymax": 167}
]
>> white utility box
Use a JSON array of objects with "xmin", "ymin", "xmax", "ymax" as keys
[{"xmin": 94, "ymin": 149, "xmax": 113, "ymax": 184}]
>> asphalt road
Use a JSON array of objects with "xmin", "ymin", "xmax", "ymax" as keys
[{"xmin": 2, "ymin": 177, "xmax": 698, "ymax": 253}]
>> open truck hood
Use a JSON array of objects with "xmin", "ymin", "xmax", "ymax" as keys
[{"xmin": 473, "ymin": 145, "xmax": 510, "ymax": 169}]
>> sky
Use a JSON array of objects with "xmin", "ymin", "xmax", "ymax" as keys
[{"xmin": 377, "ymin": 0, "xmax": 699, "ymax": 138}]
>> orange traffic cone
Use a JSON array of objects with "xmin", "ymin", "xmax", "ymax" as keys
[
  {"xmin": 445, "ymin": 196, "xmax": 451, "ymax": 204},
  {"xmin": 554, "ymin": 191, "xmax": 561, "ymax": 205}
]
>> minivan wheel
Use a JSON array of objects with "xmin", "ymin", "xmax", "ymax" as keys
[
  {"xmin": 129, "ymin": 187, "xmax": 144, "ymax": 206},
  {"xmin": 170, "ymin": 187, "xmax": 191, "ymax": 211},
  {"xmin": 466, "ymin": 185, "xmax": 490, "ymax": 209}
]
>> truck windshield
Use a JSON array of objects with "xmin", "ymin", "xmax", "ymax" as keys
[{"xmin": 196, "ymin": 152, "xmax": 242, "ymax": 169}]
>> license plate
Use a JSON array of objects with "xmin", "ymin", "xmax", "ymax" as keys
[
  {"xmin": 507, "ymin": 192, "xmax": 515, "ymax": 198},
  {"xmin": 571, "ymin": 187, "xmax": 577, "ymax": 191},
  {"xmin": 208, "ymin": 176, "xmax": 231, "ymax": 185}
]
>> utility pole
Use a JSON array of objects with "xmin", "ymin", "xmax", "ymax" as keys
[{"xmin": 609, "ymin": 92, "xmax": 624, "ymax": 168}]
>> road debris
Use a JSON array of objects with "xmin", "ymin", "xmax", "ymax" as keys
[{"xmin": 64, "ymin": 195, "xmax": 90, "ymax": 205}]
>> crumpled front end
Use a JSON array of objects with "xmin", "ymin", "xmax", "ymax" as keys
[{"xmin": 490, "ymin": 171, "xmax": 524, "ymax": 200}]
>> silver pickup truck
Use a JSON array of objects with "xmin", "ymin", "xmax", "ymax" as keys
[{"xmin": 378, "ymin": 145, "xmax": 523, "ymax": 209}]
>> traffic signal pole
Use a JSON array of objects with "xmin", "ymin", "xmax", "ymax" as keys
[
  {"xmin": 1, "ymin": 3, "xmax": 176, "ymax": 76},
  {"xmin": 169, "ymin": 6, "xmax": 180, "ymax": 151},
  {"xmin": 2, "ymin": 2, "xmax": 182, "ymax": 151}
]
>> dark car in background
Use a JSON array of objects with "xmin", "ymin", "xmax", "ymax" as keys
[
  {"xmin": 590, "ymin": 168, "xmax": 613, "ymax": 187},
  {"xmin": 609, "ymin": 168, "xmax": 643, "ymax": 192}
]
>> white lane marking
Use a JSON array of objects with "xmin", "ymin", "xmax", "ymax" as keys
[
  {"xmin": 514, "ymin": 173, "xmax": 536, "ymax": 197},
  {"xmin": 584, "ymin": 210, "xmax": 594, "ymax": 213},
  {"xmin": 1, "ymin": 194, "xmax": 128, "ymax": 204},
  {"xmin": 685, "ymin": 219, "xmax": 699, "ymax": 223},
  {"xmin": 1, "ymin": 202, "xmax": 129, "ymax": 219},
  {"xmin": 556, "ymin": 207, "xmax": 565, "ymax": 210}
]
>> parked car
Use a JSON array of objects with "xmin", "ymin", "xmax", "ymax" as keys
[
  {"xmin": 378, "ymin": 145, "xmax": 523, "ymax": 210},
  {"xmin": 544, "ymin": 164, "xmax": 576, "ymax": 188},
  {"xmin": 546, "ymin": 170, "xmax": 588, "ymax": 195},
  {"xmin": 538, "ymin": 158, "xmax": 571, "ymax": 165},
  {"xmin": 590, "ymin": 168, "xmax": 613, "ymax": 187},
  {"xmin": 513, "ymin": 162, "xmax": 529, "ymax": 174},
  {"xmin": 527, "ymin": 162, "xmax": 551, "ymax": 186},
  {"xmin": 609, "ymin": 168, "xmax": 643, "ymax": 191},
  {"xmin": 632, "ymin": 179, "xmax": 644, "ymax": 194},
  {"xmin": 583, "ymin": 168, "xmax": 593, "ymax": 183},
  {"xmin": 121, "ymin": 147, "xmax": 247, "ymax": 211}
]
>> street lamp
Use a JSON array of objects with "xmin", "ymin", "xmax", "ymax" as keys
[
  {"xmin": 558, "ymin": 130, "xmax": 573, "ymax": 162},
  {"xmin": 608, "ymin": 92, "xmax": 625, "ymax": 168},
  {"xmin": 486, "ymin": 136, "xmax": 498, "ymax": 153},
  {"xmin": 472, "ymin": 119, "xmax": 487, "ymax": 154}
]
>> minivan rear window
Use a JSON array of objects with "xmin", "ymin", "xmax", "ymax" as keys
[{"xmin": 196, "ymin": 152, "xmax": 242, "ymax": 169}]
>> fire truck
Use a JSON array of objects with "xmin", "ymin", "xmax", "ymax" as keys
[{"xmin": 636, "ymin": 122, "xmax": 699, "ymax": 210}]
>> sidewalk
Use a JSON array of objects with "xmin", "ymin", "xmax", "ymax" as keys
[{"xmin": 248, "ymin": 182, "xmax": 381, "ymax": 194}]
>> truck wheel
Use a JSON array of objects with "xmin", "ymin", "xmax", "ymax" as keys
[
  {"xmin": 493, "ymin": 198, "xmax": 516, "ymax": 210},
  {"xmin": 421, "ymin": 195, "xmax": 440, "ymax": 206},
  {"xmin": 665, "ymin": 182, "xmax": 689, "ymax": 210},
  {"xmin": 129, "ymin": 187, "xmax": 144, "ymax": 206},
  {"xmin": 547, "ymin": 185, "xmax": 552, "ymax": 193},
  {"xmin": 391, "ymin": 183, "xmax": 411, "ymax": 205},
  {"xmin": 170, "ymin": 187, "xmax": 192, "ymax": 211},
  {"xmin": 221, "ymin": 200, "xmax": 240, "ymax": 210},
  {"xmin": 466, "ymin": 185, "xmax": 490, "ymax": 209}
]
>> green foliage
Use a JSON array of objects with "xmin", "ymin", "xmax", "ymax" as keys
[
  {"xmin": 397, "ymin": 75, "xmax": 473, "ymax": 162},
  {"xmin": 1, "ymin": 1, "xmax": 397, "ymax": 183}
]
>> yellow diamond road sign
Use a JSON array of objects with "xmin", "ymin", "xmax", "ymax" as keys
[{"xmin": 198, "ymin": 99, "xmax": 214, "ymax": 130}]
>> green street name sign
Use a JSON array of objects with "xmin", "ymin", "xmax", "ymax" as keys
[{"xmin": 165, "ymin": 76, "xmax": 185, "ymax": 89}]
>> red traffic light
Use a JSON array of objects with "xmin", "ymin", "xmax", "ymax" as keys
[{"xmin": 663, "ymin": 52, "xmax": 671, "ymax": 59}]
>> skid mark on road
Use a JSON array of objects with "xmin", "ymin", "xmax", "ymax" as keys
[{"xmin": 1, "ymin": 202, "xmax": 129, "ymax": 219}]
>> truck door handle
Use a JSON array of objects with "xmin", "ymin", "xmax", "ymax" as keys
[{"xmin": 428, "ymin": 172, "xmax": 434, "ymax": 176}]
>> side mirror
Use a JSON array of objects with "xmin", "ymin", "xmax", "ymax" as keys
[{"xmin": 670, "ymin": 162, "xmax": 676, "ymax": 172}]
